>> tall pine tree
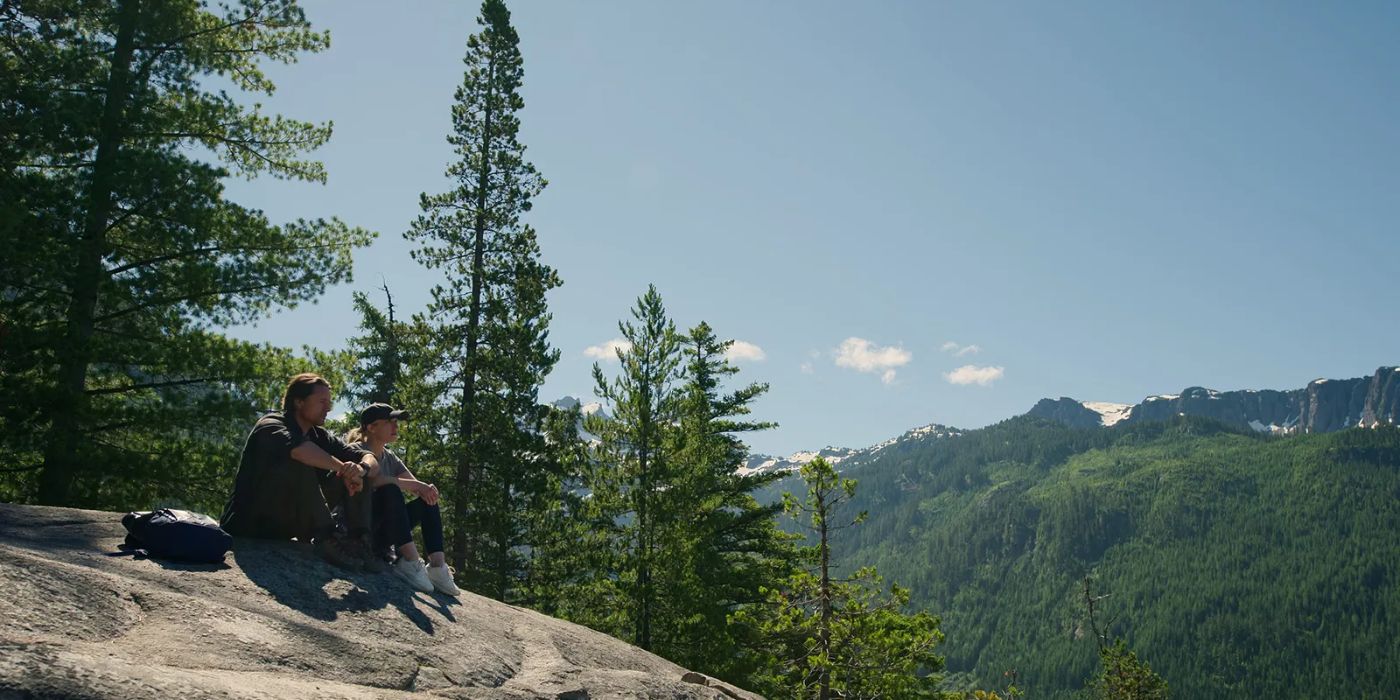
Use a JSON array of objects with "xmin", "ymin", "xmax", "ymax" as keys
[
  {"xmin": 1, "ymin": 0, "xmax": 371, "ymax": 508},
  {"xmin": 584, "ymin": 285, "xmax": 683, "ymax": 650},
  {"xmin": 580, "ymin": 291, "xmax": 799, "ymax": 679},
  {"xmin": 655, "ymin": 321, "xmax": 798, "ymax": 681},
  {"xmin": 404, "ymin": 0, "xmax": 561, "ymax": 591}
]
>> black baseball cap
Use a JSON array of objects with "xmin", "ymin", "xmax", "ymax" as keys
[{"xmin": 359, "ymin": 403, "xmax": 410, "ymax": 426}]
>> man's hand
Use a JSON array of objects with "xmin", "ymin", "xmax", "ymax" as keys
[{"xmin": 339, "ymin": 460, "xmax": 365, "ymax": 495}]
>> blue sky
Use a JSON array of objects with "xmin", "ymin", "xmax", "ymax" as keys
[{"xmin": 225, "ymin": 1, "xmax": 1400, "ymax": 456}]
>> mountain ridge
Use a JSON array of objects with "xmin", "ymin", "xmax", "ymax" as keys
[{"xmin": 1027, "ymin": 366, "xmax": 1399, "ymax": 434}]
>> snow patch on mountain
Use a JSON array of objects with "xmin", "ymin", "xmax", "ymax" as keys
[
  {"xmin": 737, "ymin": 446, "xmax": 859, "ymax": 477},
  {"xmin": 739, "ymin": 423, "xmax": 963, "ymax": 477},
  {"xmin": 1082, "ymin": 402, "xmax": 1133, "ymax": 427}
]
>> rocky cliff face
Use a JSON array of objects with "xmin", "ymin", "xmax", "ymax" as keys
[
  {"xmin": 1027, "ymin": 366, "xmax": 1399, "ymax": 434},
  {"xmin": 0, "ymin": 504, "xmax": 760, "ymax": 700},
  {"xmin": 1026, "ymin": 398, "xmax": 1106, "ymax": 430},
  {"xmin": 1127, "ymin": 387, "xmax": 1300, "ymax": 431},
  {"xmin": 1360, "ymin": 367, "xmax": 1400, "ymax": 427}
]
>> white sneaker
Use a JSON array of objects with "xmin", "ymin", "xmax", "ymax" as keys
[
  {"xmin": 426, "ymin": 563, "xmax": 461, "ymax": 597},
  {"xmin": 393, "ymin": 557, "xmax": 433, "ymax": 593}
]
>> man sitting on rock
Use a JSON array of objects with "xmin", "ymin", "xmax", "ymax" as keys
[{"xmin": 220, "ymin": 373, "xmax": 385, "ymax": 572}]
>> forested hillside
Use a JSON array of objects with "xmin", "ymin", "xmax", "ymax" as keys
[{"xmin": 766, "ymin": 416, "xmax": 1400, "ymax": 697}]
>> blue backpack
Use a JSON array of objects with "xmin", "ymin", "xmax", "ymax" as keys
[{"xmin": 122, "ymin": 509, "xmax": 232, "ymax": 563}]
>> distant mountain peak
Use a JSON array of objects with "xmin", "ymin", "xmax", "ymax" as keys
[
  {"xmin": 739, "ymin": 423, "xmax": 964, "ymax": 477},
  {"xmin": 1027, "ymin": 366, "xmax": 1399, "ymax": 434}
]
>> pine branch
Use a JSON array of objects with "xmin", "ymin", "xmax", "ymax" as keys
[
  {"xmin": 93, "ymin": 281, "xmax": 280, "ymax": 322},
  {"xmin": 86, "ymin": 376, "xmax": 225, "ymax": 396}
]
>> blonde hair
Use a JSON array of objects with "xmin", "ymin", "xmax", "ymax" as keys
[{"xmin": 344, "ymin": 425, "xmax": 368, "ymax": 444}]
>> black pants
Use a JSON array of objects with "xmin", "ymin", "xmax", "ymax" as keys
[
  {"xmin": 371, "ymin": 484, "xmax": 445, "ymax": 555},
  {"xmin": 225, "ymin": 462, "xmax": 371, "ymax": 541}
]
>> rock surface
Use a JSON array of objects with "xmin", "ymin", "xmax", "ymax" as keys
[
  {"xmin": 0, "ymin": 504, "xmax": 761, "ymax": 700},
  {"xmin": 1025, "ymin": 398, "xmax": 1106, "ymax": 430}
]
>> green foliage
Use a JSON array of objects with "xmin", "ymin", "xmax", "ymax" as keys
[
  {"xmin": 345, "ymin": 285, "xmax": 407, "ymax": 408},
  {"xmin": 402, "ymin": 0, "xmax": 561, "ymax": 593},
  {"xmin": 577, "ymin": 285, "xmax": 684, "ymax": 649},
  {"xmin": 654, "ymin": 321, "xmax": 798, "ymax": 681},
  {"xmin": 0, "ymin": 0, "xmax": 371, "ymax": 508},
  {"xmin": 558, "ymin": 287, "xmax": 798, "ymax": 688},
  {"xmin": 1081, "ymin": 577, "xmax": 1168, "ymax": 700},
  {"xmin": 1090, "ymin": 641, "xmax": 1168, "ymax": 700},
  {"xmin": 741, "ymin": 457, "xmax": 945, "ymax": 699},
  {"xmin": 511, "ymin": 401, "xmax": 595, "ymax": 614},
  {"xmin": 798, "ymin": 417, "xmax": 1400, "ymax": 698}
]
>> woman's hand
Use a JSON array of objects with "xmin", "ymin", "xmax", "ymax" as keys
[{"xmin": 410, "ymin": 480, "xmax": 440, "ymax": 506}]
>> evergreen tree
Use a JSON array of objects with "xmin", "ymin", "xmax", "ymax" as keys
[
  {"xmin": 656, "ymin": 321, "xmax": 798, "ymax": 680},
  {"xmin": 345, "ymin": 283, "xmax": 405, "ymax": 407},
  {"xmin": 1, "ymin": 0, "xmax": 371, "ymax": 508},
  {"xmin": 344, "ymin": 280, "xmax": 566, "ymax": 601},
  {"xmin": 479, "ymin": 266, "xmax": 564, "ymax": 599},
  {"xmin": 583, "ymin": 285, "xmax": 684, "ymax": 650},
  {"xmin": 741, "ymin": 457, "xmax": 944, "ymax": 699},
  {"xmin": 514, "ymin": 400, "xmax": 593, "ymax": 613},
  {"xmin": 1082, "ymin": 577, "xmax": 1169, "ymax": 700},
  {"xmin": 403, "ymin": 0, "xmax": 561, "ymax": 590}
]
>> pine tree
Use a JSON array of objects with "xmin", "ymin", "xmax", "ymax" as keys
[
  {"xmin": 480, "ymin": 266, "xmax": 564, "ymax": 599},
  {"xmin": 345, "ymin": 283, "xmax": 405, "ymax": 408},
  {"xmin": 1082, "ymin": 577, "xmax": 1169, "ymax": 700},
  {"xmin": 1, "ymin": 0, "xmax": 372, "ymax": 507},
  {"xmin": 584, "ymin": 285, "xmax": 683, "ymax": 650},
  {"xmin": 740, "ymin": 457, "xmax": 944, "ymax": 699},
  {"xmin": 404, "ymin": 0, "xmax": 561, "ymax": 589},
  {"xmin": 655, "ymin": 321, "xmax": 798, "ymax": 680},
  {"xmin": 514, "ymin": 400, "xmax": 593, "ymax": 613}
]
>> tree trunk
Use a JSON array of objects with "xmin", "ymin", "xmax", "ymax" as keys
[
  {"xmin": 637, "ymin": 444, "xmax": 651, "ymax": 650},
  {"xmin": 451, "ymin": 56, "xmax": 495, "ymax": 578},
  {"xmin": 38, "ymin": 0, "xmax": 141, "ymax": 505},
  {"xmin": 635, "ymin": 374, "xmax": 654, "ymax": 651},
  {"xmin": 818, "ymin": 490, "xmax": 832, "ymax": 700},
  {"xmin": 497, "ymin": 464, "xmax": 511, "ymax": 600}
]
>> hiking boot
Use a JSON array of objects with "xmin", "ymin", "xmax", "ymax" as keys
[
  {"xmin": 393, "ymin": 557, "xmax": 434, "ymax": 593},
  {"xmin": 313, "ymin": 535, "xmax": 363, "ymax": 571},
  {"xmin": 426, "ymin": 563, "xmax": 461, "ymax": 597}
]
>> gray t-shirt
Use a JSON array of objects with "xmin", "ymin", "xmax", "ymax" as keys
[{"xmin": 352, "ymin": 443, "xmax": 408, "ymax": 480}]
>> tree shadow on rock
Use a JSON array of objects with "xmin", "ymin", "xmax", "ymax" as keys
[
  {"xmin": 234, "ymin": 537, "xmax": 457, "ymax": 635},
  {"xmin": 0, "ymin": 504, "xmax": 118, "ymax": 555}
]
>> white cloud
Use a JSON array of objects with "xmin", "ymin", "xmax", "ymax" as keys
[
  {"xmin": 944, "ymin": 365, "xmax": 1004, "ymax": 386},
  {"xmin": 833, "ymin": 337, "xmax": 911, "ymax": 384},
  {"xmin": 725, "ymin": 340, "xmax": 766, "ymax": 363},
  {"xmin": 800, "ymin": 362, "xmax": 815, "ymax": 375},
  {"xmin": 941, "ymin": 341, "xmax": 981, "ymax": 357},
  {"xmin": 583, "ymin": 338, "xmax": 632, "ymax": 361}
]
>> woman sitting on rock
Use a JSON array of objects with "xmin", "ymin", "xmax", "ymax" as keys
[{"xmin": 346, "ymin": 403, "xmax": 460, "ymax": 596}]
